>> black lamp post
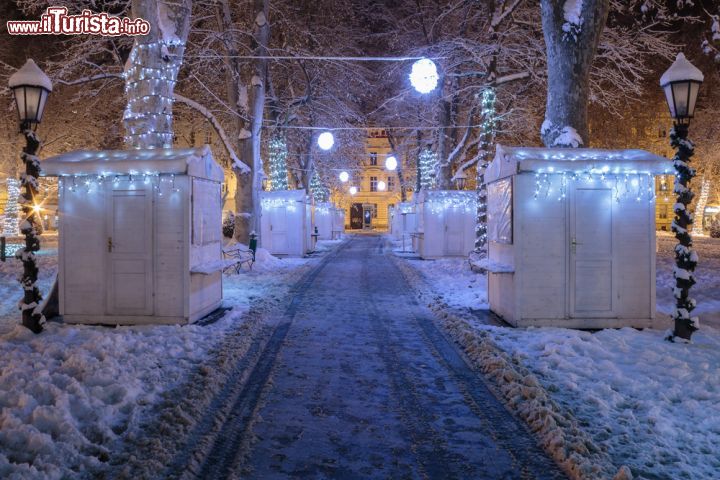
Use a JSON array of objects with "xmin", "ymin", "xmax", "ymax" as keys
[
  {"xmin": 9, "ymin": 59, "xmax": 52, "ymax": 334},
  {"xmin": 660, "ymin": 53, "xmax": 703, "ymax": 342}
]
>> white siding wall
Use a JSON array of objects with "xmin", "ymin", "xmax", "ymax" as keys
[
  {"xmin": 60, "ymin": 183, "xmax": 106, "ymax": 316},
  {"xmin": 517, "ymin": 174, "xmax": 568, "ymax": 320},
  {"xmin": 155, "ymin": 177, "xmax": 187, "ymax": 318},
  {"xmin": 614, "ymin": 191, "xmax": 654, "ymax": 318}
]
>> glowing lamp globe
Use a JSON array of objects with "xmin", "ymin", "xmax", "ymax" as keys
[
  {"xmin": 349, "ymin": 186, "xmax": 358, "ymax": 195},
  {"xmin": 8, "ymin": 59, "xmax": 52, "ymax": 125},
  {"xmin": 409, "ymin": 58, "xmax": 439, "ymax": 94},
  {"xmin": 377, "ymin": 181, "xmax": 386, "ymax": 191},
  {"xmin": 385, "ymin": 155, "xmax": 398, "ymax": 171},
  {"xmin": 339, "ymin": 171, "xmax": 349, "ymax": 183},
  {"xmin": 317, "ymin": 131, "xmax": 335, "ymax": 151},
  {"xmin": 660, "ymin": 53, "xmax": 703, "ymax": 121}
]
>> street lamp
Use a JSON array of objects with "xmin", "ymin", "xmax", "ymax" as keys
[
  {"xmin": 339, "ymin": 171, "xmax": 349, "ymax": 183},
  {"xmin": 385, "ymin": 155, "xmax": 398, "ymax": 171},
  {"xmin": 660, "ymin": 53, "xmax": 704, "ymax": 342},
  {"xmin": 8, "ymin": 59, "xmax": 52, "ymax": 334},
  {"xmin": 377, "ymin": 180, "xmax": 386, "ymax": 192},
  {"xmin": 317, "ymin": 131, "xmax": 334, "ymax": 151},
  {"xmin": 349, "ymin": 186, "xmax": 358, "ymax": 195},
  {"xmin": 409, "ymin": 58, "xmax": 439, "ymax": 94},
  {"xmin": 454, "ymin": 170, "xmax": 468, "ymax": 190}
]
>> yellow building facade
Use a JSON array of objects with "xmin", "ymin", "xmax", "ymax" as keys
[{"xmin": 332, "ymin": 130, "xmax": 411, "ymax": 231}]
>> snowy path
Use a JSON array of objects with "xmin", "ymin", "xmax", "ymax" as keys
[{"xmin": 177, "ymin": 235, "xmax": 564, "ymax": 479}]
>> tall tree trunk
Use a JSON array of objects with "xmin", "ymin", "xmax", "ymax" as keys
[
  {"xmin": 124, "ymin": 0, "xmax": 191, "ymax": 149},
  {"xmin": 387, "ymin": 134, "xmax": 407, "ymax": 202},
  {"xmin": 234, "ymin": 0, "xmax": 269, "ymax": 243},
  {"xmin": 540, "ymin": 0, "xmax": 609, "ymax": 147},
  {"xmin": 436, "ymin": 84, "xmax": 453, "ymax": 189}
]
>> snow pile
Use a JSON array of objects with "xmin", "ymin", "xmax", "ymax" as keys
[
  {"xmin": 491, "ymin": 326, "xmax": 720, "ymax": 479},
  {"xmin": 552, "ymin": 126, "xmax": 583, "ymax": 148},
  {"xmin": 0, "ymin": 310, "xmax": 242, "ymax": 479},
  {"xmin": 403, "ymin": 256, "xmax": 487, "ymax": 312},
  {"xmin": 562, "ymin": 0, "xmax": 584, "ymax": 41},
  {"xmin": 0, "ymin": 238, "xmax": 321, "ymax": 478},
  {"xmin": 659, "ymin": 53, "xmax": 704, "ymax": 86}
]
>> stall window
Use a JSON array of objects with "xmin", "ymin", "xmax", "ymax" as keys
[{"xmin": 487, "ymin": 178, "xmax": 513, "ymax": 244}]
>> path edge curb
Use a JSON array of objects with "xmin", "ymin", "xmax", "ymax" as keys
[{"xmin": 389, "ymin": 253, "xmax": 633, "ymax": 480}]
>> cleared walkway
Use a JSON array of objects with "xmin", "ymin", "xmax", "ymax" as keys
[{"xmin": 186, "ymin": 235, "xmax": 565, "ymax": 479}]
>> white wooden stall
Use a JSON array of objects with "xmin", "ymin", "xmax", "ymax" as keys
[
  {"xmin": 390, "ymin": 202, "xmax": 417, "ymax": 241},
  {"xmin": 42, "ymin": 147, "xmax": 224, "ymax": 326},
  {"xmin": 332, "ymin": 208, "xmax": 345, "ymax": 239},
  {"xmin": 485, "ymin": 145, "xmax": 671, "ymax": 329},
  {"xmin": 260, "ymin": 189, "xmax": 309, "ymax": 257},
  {"xmin": 413, "ymin": 191, "xmax": 476, "ymax": 259},
  {"xmin": 314, "ymin": 202, "xmax": 334, "ymax": 240}
]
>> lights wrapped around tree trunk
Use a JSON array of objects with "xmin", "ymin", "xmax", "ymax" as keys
[
  {"xmin": 418, "ymin": 148, "xmax": 438, "ymax": 191},
  {"xmin": 268, "ymin": 134, "xmax": 289, "ymax": 191},
  {"xmin": 123, "ymin": 41, "xmax": 185, "ymax": 149},
  {"xmin": 474, "ymin": 87, "xmax": 497, "ymax": 257}
]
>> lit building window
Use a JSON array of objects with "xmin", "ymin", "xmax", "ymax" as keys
[
  {"xmin": 369, "ymin": 153, "xmax": 378, "ymax": 166},
  {"xmin": 370, "ymin": 176, "xmax": 378, "ymax": 192}
]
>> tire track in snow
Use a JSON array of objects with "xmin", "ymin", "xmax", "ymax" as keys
[{"xmin": 165, "ymin": 239, "xmax": 351, "ymax": 479}]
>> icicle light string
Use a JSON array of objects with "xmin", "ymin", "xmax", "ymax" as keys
[
  {"xmin": 532, "ymin": 171, "xmax": 657, "ymax": 203},
  {"xmin": 59, "ymin": 173, "xmax": 181, "ymax": 196}
]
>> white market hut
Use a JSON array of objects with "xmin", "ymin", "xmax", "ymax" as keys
[
  {"xmin": 313, "ymin": 202, "xmax": 336, "ymax": 240},
  {"xmin": 390, "ymin": 202, "xmax": 417, "ymax": 241},
  {"xmin": 413, "ymin": 190, "xmax": 476, "ymax": 259},
  {"xmin": 260, "ymin": 189, "xmax": 309, "ymax": 256},
  {"xmin": 332, "ymin": 207, "xmax": 345, "ymax": 239},
  {"xmin": 42, "ymin": 147, "xmax": 224, "ymax": 326},
  {"xmin": 484, "ymin": 145, "xmax": 671, "ymax": 329}
]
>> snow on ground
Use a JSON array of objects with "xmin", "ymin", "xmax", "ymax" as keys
[
  {"xmin": 0, "ymin": 238, "xmax": 316, "ymax": 479},
  {"xmin": 397, "ymin": 235, "xmax": 720, "ymax": 479}
]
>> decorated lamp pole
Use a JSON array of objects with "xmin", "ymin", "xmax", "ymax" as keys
[
  {"xmin": 660, "ymin": 53, "xmax": 704, "ymax": 342},
  {"xmin": 8, "ymin": 59, "xmax": 52, "ymax": 334}
]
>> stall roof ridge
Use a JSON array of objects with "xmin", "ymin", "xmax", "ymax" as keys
[
  {"xmin": 497, "ymin": 145, "xmax": 668, "ymax": 163},
  {"xmin": 41, "ymin": 146, "xmax": 223, "ymax": 182}
]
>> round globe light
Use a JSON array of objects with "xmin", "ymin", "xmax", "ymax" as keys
[
  {"xmin": 339, "ymin": 171, "xmax": 349, "ymax": 183},
  {"xmin": 349, "ymin": 186, "xmax": 358, "ymax": 195},
  {"xmin": 385, "ymin": 155, "xmax": 398, "ymax": 171},
  {"xmin": 317, "ymin": 131, "xmax": 334, "ymax": 151},
  {"xmin": 377, "ymin": 180, "xmax": 386, "ymax": 191},
  {"xmin": 409, "ymin": 58, "xmax": 439, "ymax": 94}
]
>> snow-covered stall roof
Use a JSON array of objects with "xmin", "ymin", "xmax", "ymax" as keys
[
  {"xmin": 41, "ymin": 146, "xmax": 223, "ymax": 182},
  {"xmin": 485, "ymin": 145, "xmax": 671, "ymax": 184}
]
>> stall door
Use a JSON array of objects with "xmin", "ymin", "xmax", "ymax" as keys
[
  {"xmin": 444, "ymin": 209, "xmax": 465, "ymax": 256},
  {"xmin": 106, "ymin": 188, "xmax": 153, "ymax": 316},
  {"xmin": 570, "ymin": 188, "xmax": 614, "ymax": 317},
  {"xmin": 269, "ymin": 206, "xmax": 289, "ymax": 255}
]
